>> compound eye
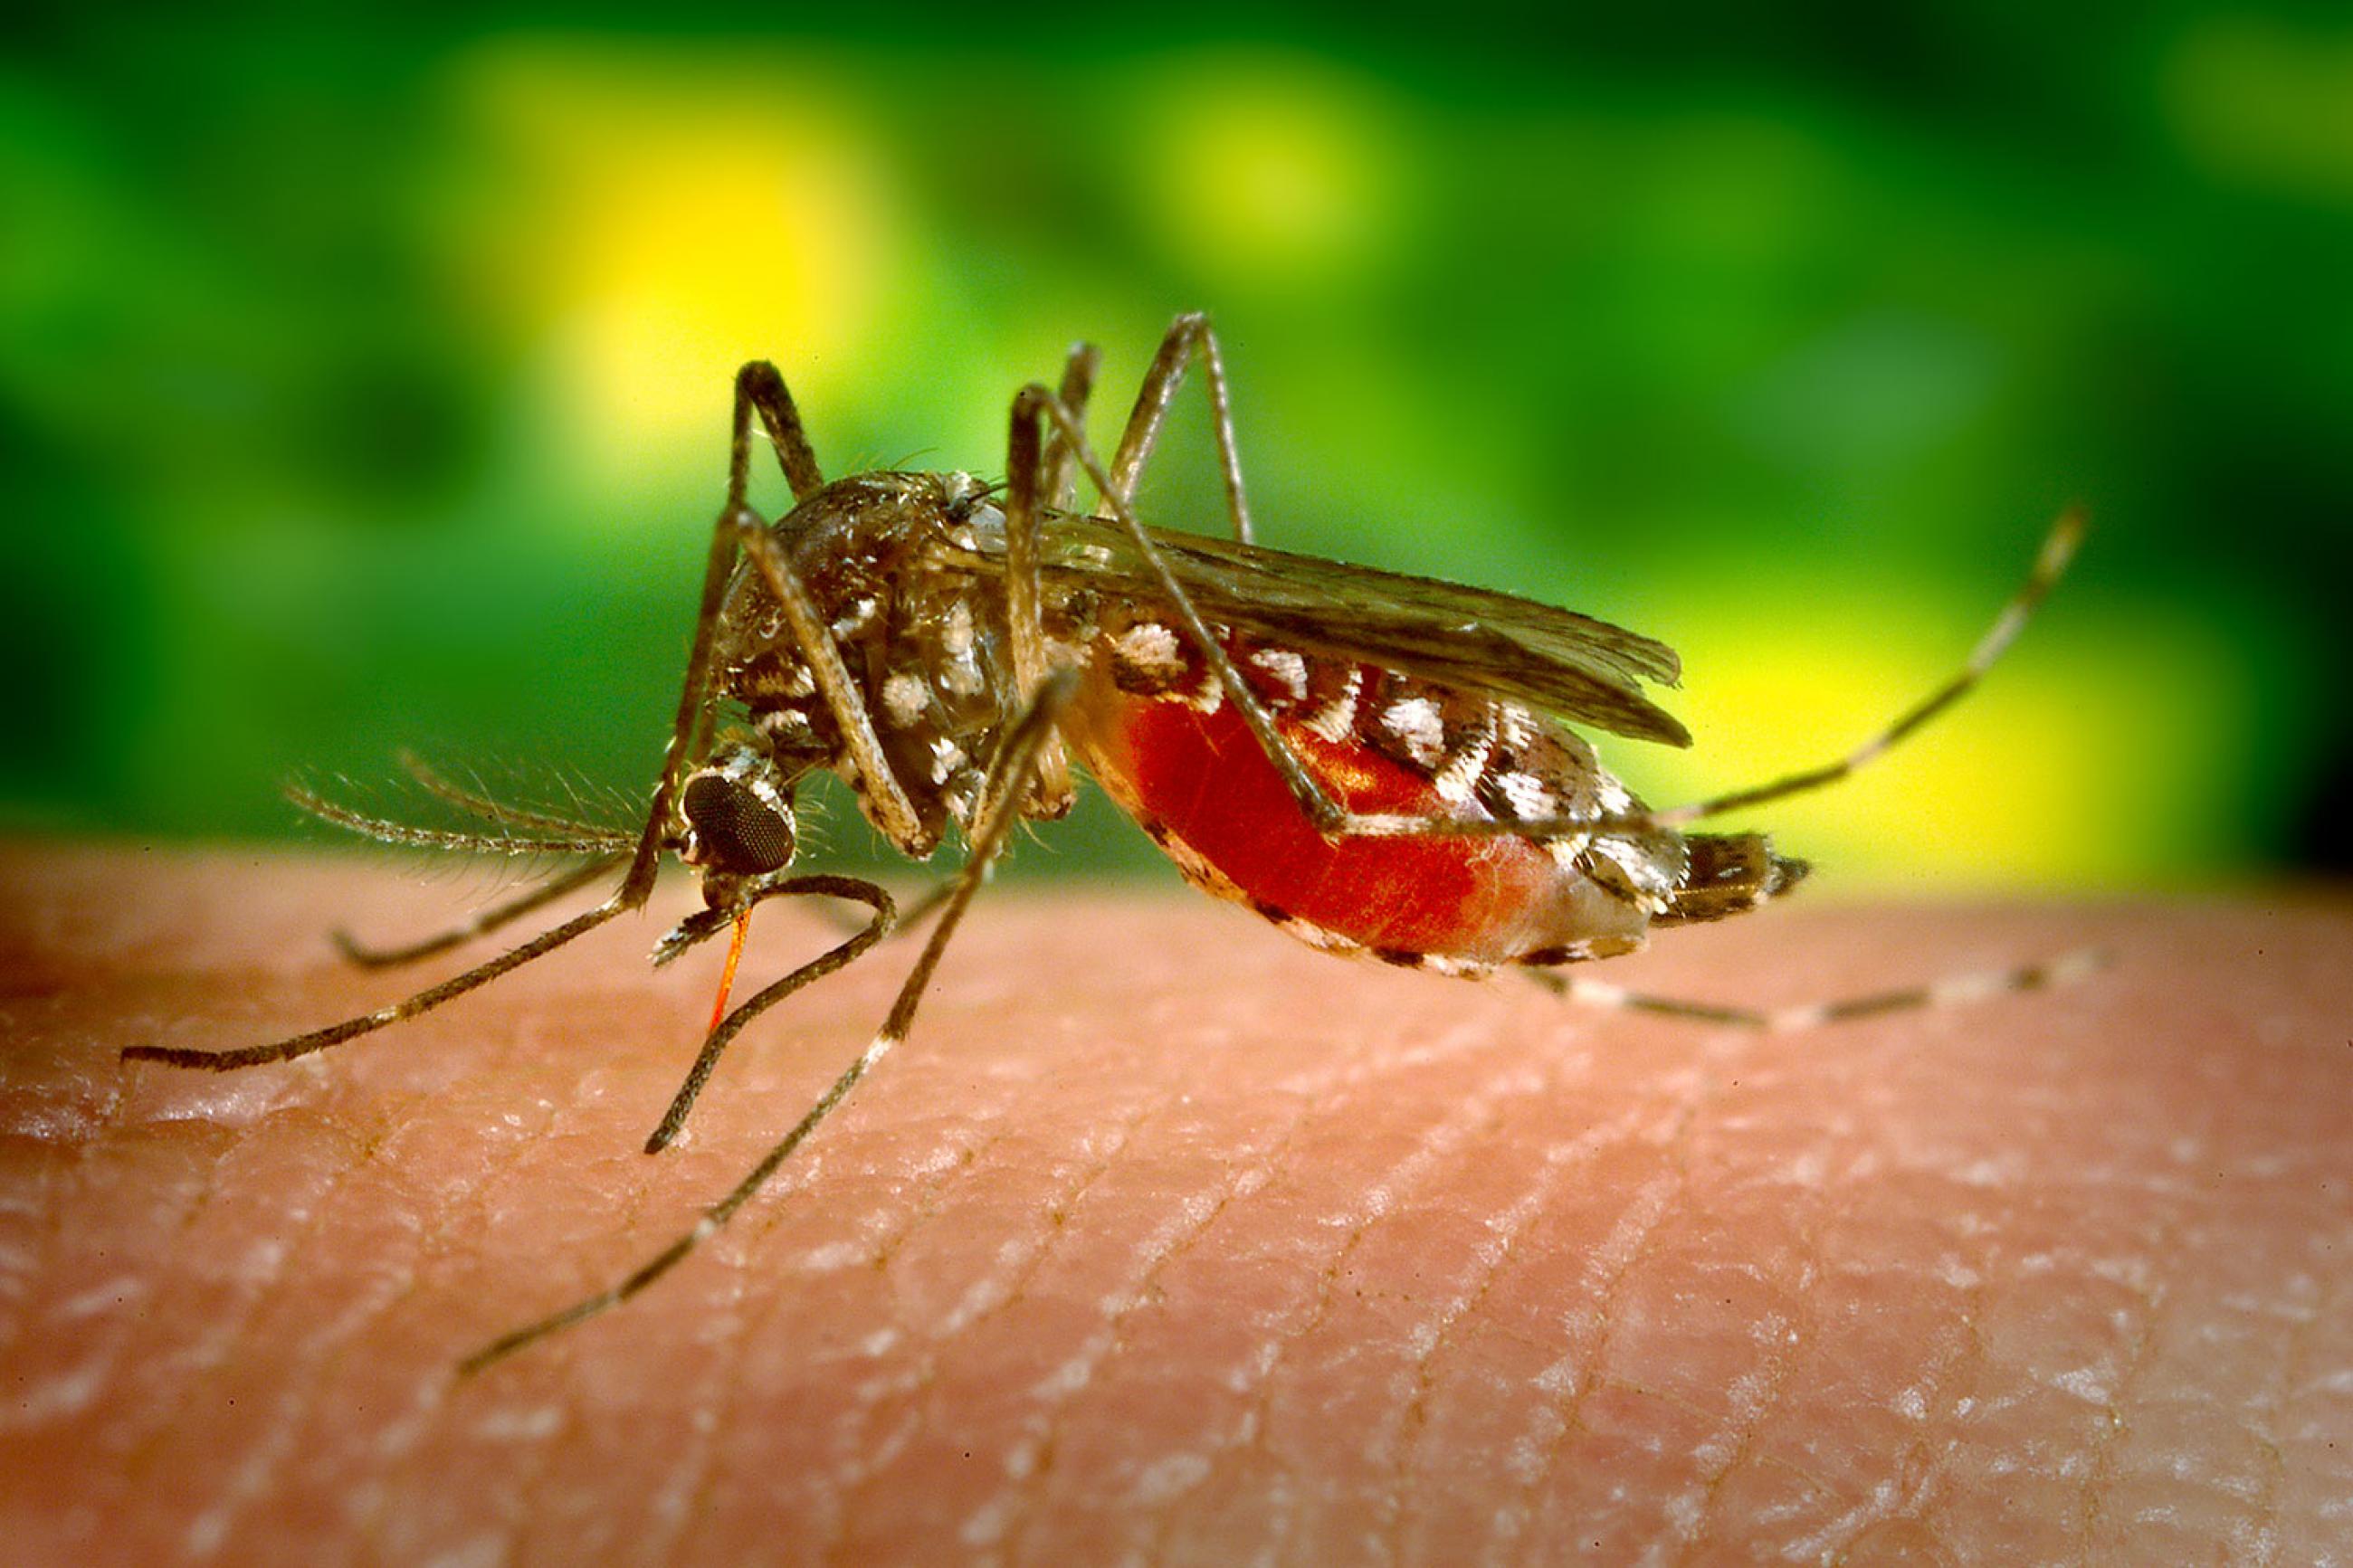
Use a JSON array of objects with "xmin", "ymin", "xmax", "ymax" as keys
[{"xmin": 682, "ymin": 765, "xmax": 796, "ymax": 875}]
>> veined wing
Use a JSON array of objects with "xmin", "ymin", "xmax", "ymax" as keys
[{"xmin": 946, "ymin": 508, "xmax": 1691, "ymax": 748}]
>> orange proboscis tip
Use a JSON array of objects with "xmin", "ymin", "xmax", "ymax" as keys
[{"xmin": 709, "ymin": 909, "xmax": 751, "ymax": 1035}]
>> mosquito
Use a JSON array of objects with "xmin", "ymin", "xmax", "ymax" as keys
[{"xmin": 122, "ymin": 313, "xmax": 2092, "ymax": 1371}]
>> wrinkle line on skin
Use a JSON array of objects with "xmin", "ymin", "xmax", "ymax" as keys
[
  {"xmin": 1667, "ymin": 1129, "xmax": 1835, "ymax": 1564},
  {"xmin": 492, "ymin": 1070, "xmax": 814, "ymax": 1568},
  {"xmin": 0, "ymin": 1057, "xmax": 131, "ymax": 1364},
  {"xmin": 1377, "ymin": 1100, "xmax": 1651, "ymax": 1555},
  {"xmin": 1127, "ymin": 1026, "xmax": 1558, "ymax": 1567},
  {"xmin": 1487, "ymin": 1072, "xmax": 1713, "ymax": 1568},
  {"xmin": 979, "ymin": 1021, "xmax": 1519, "ymax": 1567},
  {"xmin": 218, "ymin": 1120, "xmax": 475, "ymax": 1567},
  {"xmin": 346, "ymin": 1083, "xmax": 575, "ymax": 1559},
  {"xmin": 815, "ymin": 1094, "xmax": 1165, "ymax": 1566},
  {"xmin": 2238, "ymin": 1239, "xmax": 2326, "ymax": 1568},
  {"xmin": 2069, "ymin": 1217, "xmax": 2180, "ymax": 1560},
  {"xmin": 2272, "ymin": 1224, "xmax": 2353, "ymax": 1564},
  {"xmin": 0, "ymin": 1107, "xmax": 217, "ymax": 1440},
  {"xmin": 1892, "ymin": 1181, "xmax": 2003, "ymax": 1555},
  {"xmin": 2229, "ymin": 1094, "xmax": 2353, "ymax": 1566},
  {"xmin": 662, "ymin": 1121, "xmax": 1007, "ymax": 1565},
  {"xmin": 1778, "ymin": 1045, "xmax": 2055, "ymax": 1563},
  {"xmin": 166, "ymin": 1119, "xmax": 389, "ymax": 1560},
  {"xmin": 1662, "ymin": 1316, "xmax": 1802, "ymax": 1564}
]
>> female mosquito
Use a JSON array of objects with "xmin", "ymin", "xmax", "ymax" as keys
[{"xmin": 123, "ymin": 313, "xmax": 2089, "ymax": 1370}]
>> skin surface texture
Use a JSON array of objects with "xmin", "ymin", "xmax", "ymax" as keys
[{"xmin": 3, "ymin": 844, "xmax": 2349, "ymax": 1565}]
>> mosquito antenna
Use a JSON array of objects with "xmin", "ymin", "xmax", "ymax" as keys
[
  {"xmin": 394, "ymin": 750, "xmax": 632, "ymax": 841},
  {"xmin": 459, "ymin": 673, "xmax": 1077, "ymax": 1373}
]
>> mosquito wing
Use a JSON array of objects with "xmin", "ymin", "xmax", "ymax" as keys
[{"xmin": 947, "ymin": 508, "xmax": 1691, "ymax": 747}]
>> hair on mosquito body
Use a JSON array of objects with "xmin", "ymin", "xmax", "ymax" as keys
[{"xmin": 122, "ymin": 311, "xmax": 2099, "ymax": 1371}]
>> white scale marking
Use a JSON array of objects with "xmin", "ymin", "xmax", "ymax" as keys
[
  {"xmin": 1492, "ymin": 770, "xmax": 1558, "ymax": 821},
  {"xmin": 1379, "ymin": 696, "xmax": 1445, "ymax": 767},
  {"xmin": 1246, "ymin": 646, "xmax": 1310, "ymax": 703},
  {"xmin": 880, "ymin": 671, "xmax": 929, "ymax": 728},
  {"xmin": 1430, "ymin": 711, "xmax": 1495, "ymax": 805},
  {"xmin": 1300, "ymin": 666, "xmax": 1362, "ymax": 744},
  {"xmin": 1111, "ymin": 621, "xmax": 1185, "ymax": 679}
]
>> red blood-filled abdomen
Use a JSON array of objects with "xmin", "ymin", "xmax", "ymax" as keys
[{"xmin": 1062, "ymin": 661, "xmax": 1645, "ymax": 967}]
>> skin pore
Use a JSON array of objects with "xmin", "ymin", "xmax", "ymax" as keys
[{"xmin": 4, "ymin": 845, "xmax": 2348, "ymax": 1563}]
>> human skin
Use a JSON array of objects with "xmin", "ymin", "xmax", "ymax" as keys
[{"xmin": 2, "ymin": 844, "xmax": 2348, "ymax": 1565}]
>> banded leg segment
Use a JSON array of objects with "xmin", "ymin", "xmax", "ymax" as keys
[
  {"xmin": 1040, "ymin": 341, "xmax": 1100, "ymax": 514},
  {"xmin": 1106, "ymin": 311, "xmax": 1257, "ymax": 544},
  {"xmin": 333, "ymin": 855, "xmax": 627, "ymax": 970},
  {"xmin": 323, "ymin": 751, "xmax": 635, "ymax": 968},
  {"xmin": 459, "ymin": 670, "xmax": 1082, "ymax": 1373},
  {"xmin": 1339, "ymin": 509, "xmax": 2088, "ymax": 842},
  {"xmin": 999, "ymin": 340, "xmax": 1100, "ymax": 821},
  {"xmin": 1012, "ymin": 381, "xmax": 2083, "ymax": 860},
  {"xmin": 122, "ymin": 360, "xmax": 836, "ymax": 1073},
  {"xmin": 1523, "ymin": 946, "xmax": 2109, "ymax": 1030},
  {"xmin": 641, "ymin": 873, "xmax": 895, "ymax": 1154},
  {"xmin": 1608, "ymin": 508, "xmax": 2086, "ymax": 835}
]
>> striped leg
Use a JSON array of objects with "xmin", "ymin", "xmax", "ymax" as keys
[
  {"xmin": 1605, "ymin": 508, "xmax": 2086, "ymax": 835},
  {"xmin": 120, "ymin": 358, "xmax": 832, "ymax": 1073},
  {"xmin": 1039, "ymin": 339, "xmax": 1100, "ymax": 514},
  {"xmin": 458, "ymin": 670, "xmax": 1082, "ymax": 1373},
  {"xmin": 1522, "ymin": 946, "xmax": 2109, "ymax": 1029},
  {"xmin": 318, "ymin": 753, "xmax": 635, "ymax": 968},
  {"xmin": 1105, "ymin": 311, "xmax": 1258, "ymax": 543},
  {"xmin": 638, "ymin": 872, "xmax": 895, "ymax": 1154},
  {"xmin": 1335, "ymin": 508, "xmax": 2088, "ymax": 842},
  {"xmin": 1015, "ymin": 352, "xmax": 2083, "ymax": 855},
  {"xmin": 331, "ymin": 855, "xmax": 628, "ymax": 969},
  {"xmin": 1000, "ymin": 339, "xmax": 1100, "ymax": 822}
]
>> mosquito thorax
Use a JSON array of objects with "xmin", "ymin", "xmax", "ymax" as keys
[
  {"xmin": 710, "ymin": 470, "xmax": 1024, "ymax": 860},
  {"xmin": 680, "ymin": 745, "xmax": 797, "ymax": 881}
]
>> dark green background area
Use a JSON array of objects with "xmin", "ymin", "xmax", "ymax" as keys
[{"xmin": 5, "ymin": 5, "xmax": 2345, "ymax": 889}]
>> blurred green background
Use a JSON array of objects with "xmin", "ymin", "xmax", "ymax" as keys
[{"xmin": 5, "ymin": 5, "xmax": 2346, "ymax": 895}]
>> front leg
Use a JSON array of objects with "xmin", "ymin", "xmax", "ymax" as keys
[{"xmin": 118, "ymin": 365, "xmax": 819, "ymax": 1073}]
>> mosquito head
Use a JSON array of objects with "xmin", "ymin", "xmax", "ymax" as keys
[{"xmin": 680, "ymin": 743, "xmax": 798, "ymax": 897}]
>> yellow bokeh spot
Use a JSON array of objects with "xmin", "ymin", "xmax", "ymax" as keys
[
  {"xmin": 439, "ymin": 41, "xmax": 906, "ymax": 494},
  {"xmin": 1132, "ymin": 53, "xmax": 1405, "ymax": 287},
  {"xmin": 1611, "ymin": 588, "xmax": 2247, "ymax": 893}
]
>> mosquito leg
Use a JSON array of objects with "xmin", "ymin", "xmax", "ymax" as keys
[
  {"xmin": 1337, "ymin": 508, "xmax": 2090, "ymax": 843},
  {"xmin": 331, "ymin": 853, "xmax": 627, "ymax": 970},
  {"xmin": 1014, "ymin": 385, "xmax": 1362, "ymax": 837},
  {"xmin": 310, "ymin": 752, "xmax": 633, "ymax": 969},
  {"xmin": 1520, "ymin": 946, "xmax": 2109, "ymax": 1030},
  {"xmin": 643, "ymin": 873, "xmax": 894, "ymax": 1154},
  {"xmin": 730, "ymin": 520, "xmax": 938, "ymax": 857},
  {"xmin": 734, "ymin": 359, "xmax": 825, "ymax": 504},
  {"xmin": 803, "ymin": 879, "xmax": 953, "ymax": 940},
  {"xmin": 122, "ymin": 899, "xmax": 635, "ymax": 1071},
  {"xmin": 1004, "ymin": 379, "xmax": 1079, "ymax": 819},
  {"xmin": 1041, "ymin": 341, "xmax": 1100, "ymax": 513},
  {"xmin": 1605, "ymin": 508, "xmax": 2086, "ymax": 833},
  {"xmin": 123, "ymin": 366, "xmax": 829, "ymax": 1074},
  {"xmin": 1105, "ymin": 311, "xmax": 1256, "ymax": 544},
  {"xmin": 460, "ymin": 670, "xmax": 1081, "ymax": 1373}
]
